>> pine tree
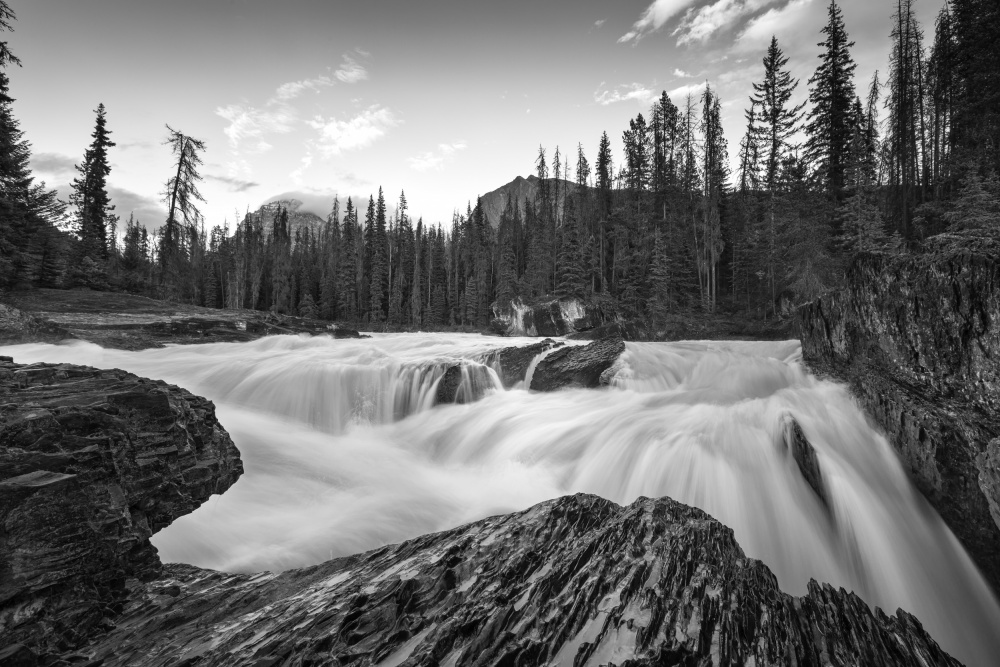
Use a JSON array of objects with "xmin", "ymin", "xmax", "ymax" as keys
[
  {"xmin": 750, "ymin": 37, "xmax": 805, "ymax": 313},
  {"xmin": 0, "ymin": 3, "xmax": 64, "ymax": 287},
  {"xmin": 942, "ymin": 170, "xmax": 1000, "ymax": 232},
  {"xmin": 71, "ymin": 103, "xmax": 116, "ymax": 263},
  {"xmin": 338, "ymin": 198, "xmax": 358, "ymax": 320},
  {"xmin": 298, "ymin": 292, "xmax": 318, "ymax": 319},
  {"xmin": 555, "ymin": 197, "xmax": 586, "ymax": 298},
  {"xmin": 369, "ymin": 188, "xmax": 389, "ymax": 323},
  {"xmin": 804, "ymin": 0, "xmax": 857, "ymax": 203}
]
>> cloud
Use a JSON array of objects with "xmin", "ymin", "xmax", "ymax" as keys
[
  {"xmin": 667, "ymin": 81, "xmax": 709, "ymax": 100},
  {"xmin": 308, "ymin": 105, "xmax": 399, "ymax": 157},
  {"xmin": 594, "ymin": 83, "xmax": 658, "ymax": 106},
  {"xmin": 673, "ymin": 68, "xmax": 693, "ymax": 77},
  {"xmin": 290, "ymin": 153, "xmax": 313, "ymax": 185},
  {"xmin": 107, "ymin": 185, "xmax": 167, "ymax": 227},
  {"xmin": 674, "ymin": 0, "xmax": 779, "ymax": 46},
  {"xmin": 205, "ymin": 174, "xmax": 260, "ymax": 193},
  {"xmin": 29, "ymin": 152, "xmax": 77, "ymax": 178},
  {"xmin": 594, "ymin": 19, "xmax": 606, "ymax": 28},
  {"xmin": 216, "ymin": 103, "xmax": 296, "ymax": 154},
  {"xmin": 335, "ymin": 52, "xmax": 368, "ymax": 84},
  {"xmin": 408, "ymin": 141, "xmax": 467, "ymax": 172},
  {"xmin": 619, "ymin": 0, "xmax": 700, "ymax": 43},
  {"xmin": 736, "ymin": 0, "xmax": 816, "ymax": 50}
]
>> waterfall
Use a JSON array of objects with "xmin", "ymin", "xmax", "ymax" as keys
[{"xmin": 4, "ymin": 333, "xmax": 999, "ymax": 666}]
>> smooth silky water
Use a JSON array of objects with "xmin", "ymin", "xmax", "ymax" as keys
[{"xmin": 4, "ymin": 333, "xmax": 999, "ymax": 665}]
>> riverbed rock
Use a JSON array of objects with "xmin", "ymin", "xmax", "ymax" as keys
[
  {"xmin": 781, "ymin": 416, "xmax": 829, "ymax": 511},
  {"xmin": 66, "ymin": 493, "xmax": 960, "ymax": 666},
  {"xmin": 529, "ymin": 336, "xmax": 625, "ymax": 391},
  {"xmin": 2, "ymin": 288, "xmax": 363, "ymax": 350},
  {"xmin": 0, "ymin": 358, "xmax": 243, "ymax": 656},
  {"xmin": 485, "ymin": 338, "xmax": 563, "ymax": 388},
  {"xmin": 798, "ymin": 240, "xmax": 1000, "ymax": 591}
]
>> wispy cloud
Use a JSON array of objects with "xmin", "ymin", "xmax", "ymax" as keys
[
  {"xmin": 29, "ymin": 152, "xmax": 77, "ymax": 178},
  {"xmin": 594, "ymin": 18, "xmax": 607, "ymax": 28},
  {"xmin": 673, "ymin": 68, "xmax": 693, "ymax": 77},
  {"xmin": 736, "ymin": 0, "xmax": 816, "ymax": 50},
  {"xmin": 334, "ymin": 51, "xmax": 369, "ymax": 83},
  {"xmin": 107, "ymin": 185, "xmax": 166, "ymax": 225},
  {"xmin": 674, "ymin": 0, "xmax": 780, "ymax": 45},
  {"xmin": 667, "ymin": 81, "xmax": 709, "ymax": 100},
  {"xmin": 594, "ymin": 82, "xmax": 658, "ymax": 106},
  {"xmin": 216, "ymin": 50, "xmax": 372, "ymax": 163},
  {"xmin": 216, "ymin": 103, "xmax": 295, "ymax": 155},
  {"xmin": 308, "ymin": 105, "xmax": 400, "ymax": 157},
  {"xmin": 408, "ymin": 141, "xmax": 467, "ymax": 172},
  {"xmin": 619, "ymin": 0, "xmax": 700, "ymax": 43},
  {"xmin": 206, "ymin": 174, "xmax": 260, "ymax": 192}
]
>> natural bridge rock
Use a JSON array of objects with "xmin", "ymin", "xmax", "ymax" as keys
[
  {"xmin": 797, "ymin": 236, "xmax": 1000, "ymax": 592},
  {"xmin": 485, "ymin": 338, "xmax": 562, "ymax": 388},
  {"xmin": 529, "ymin": 335, "xmax": 625, "ymax": 391},
  {"xmin": 0, "ymin": 358, "xmax": 243, "ymax": 657},
  {"xmin": 67, "ymin": 494, "xmax": 960, "ymax": 666}
]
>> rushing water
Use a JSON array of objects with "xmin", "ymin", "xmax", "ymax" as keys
[{"xmin": 3, "ymin": 333, "xmax": 999, "ymax": 666}]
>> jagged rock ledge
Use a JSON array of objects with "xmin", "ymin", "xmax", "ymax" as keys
[
  {"xmin": 65, "ymin": 494, "xmax": 958, "ymax": 666},
  {"xmin": 798, "ymin": 241, "xmax": 1000, "ymax": 592},
  {"xmin": 0, "ymin": 357, "xmax": 243, "ymax": 657}
]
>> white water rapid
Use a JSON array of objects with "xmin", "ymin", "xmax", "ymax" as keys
[{"xmin": 3, "ymin": 333, "xmax": 999, "ymax": 666}]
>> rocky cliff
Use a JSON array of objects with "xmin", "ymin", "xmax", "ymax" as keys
[
  {"xmin": 0, "ymin": 358, "xmax": 243, "ymax": 657},
  {"xmin": 798, "ymin": 241, "xmax": 1000, "ymax": 591},
  {"xmin": 62, "ymin": 494, "xmax": 960, "ymax": 666}
]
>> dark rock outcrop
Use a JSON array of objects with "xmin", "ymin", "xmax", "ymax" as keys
[
  {"xmin": 0, "ymin": 358, "xmax": 243, "ymax": 656},
  {"xmin": 798, "ymin": 245, "xmax": 1000, "ymax": 591},
  {"xmin": 781, "ymin": 416, "xmax": 829, "ymax": 511},
  {"xmin": 484, "ymin": 338, "xmax": 562, "ymax": 388},
  {"xmin": 68, "ymin": 494, "xmax": 959, "ymax": 666},
  {"xmin": 529, "ymin": 336, "xmax": 625, "ymax": 391},
  {"xmin": 491, "ymin": 297, "xmax": 618, "ymax": 337}
]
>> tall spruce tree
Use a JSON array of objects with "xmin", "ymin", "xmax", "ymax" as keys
[
  {"xmin": 804, "ymin": 0, "xmax": 857, "ymax": 203},
  {"xmin": 71, "ymin": 103, "xmax": 116, "ymax": 263}
]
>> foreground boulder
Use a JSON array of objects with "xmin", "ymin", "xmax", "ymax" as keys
[
  {"xmin": 68, "ymin": 494, "xmax": 958, "ymax": 666},
  {"xmin": 0, "ymin": 358, "xmax": 243, "ymax": 656},
  {"xmin": 798, "ymin": 240, "xmax": 1000, "ymax": 592},
  {"xmin": 484, "ymin": 338, "xmax": 563, "ymax": 388},
  {"xmin": 529, "ymin": 336, "xmax": 625, "ymax": 391}
]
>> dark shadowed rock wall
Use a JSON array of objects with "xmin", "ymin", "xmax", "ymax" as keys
[
  {"xmin": 798, "ymin": 244, "xmax": 1000, "ymax": 591},
  {"xmin": 0, "ymin": 358, "xmax": 243, "ymax": 655}
]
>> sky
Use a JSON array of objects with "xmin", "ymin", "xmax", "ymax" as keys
[{"xmin": 10, "ymin": 0, "xmax": 942, "ymax": 229}]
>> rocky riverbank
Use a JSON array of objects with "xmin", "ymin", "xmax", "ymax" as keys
[
  {"xmin": 1, "ymin": 289, "xmax": 363, "ymax": 350},
  {"xmin": 798, "ymin": 238, "xmax": 1000, "ymax": 593}
]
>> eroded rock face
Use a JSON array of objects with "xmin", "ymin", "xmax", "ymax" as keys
[
  {"xmin": 70, "ymin": 494, "xmax": 959, "ymax": 666},
  {"xmin": 529, "ymin": 336, "xmax": 625, "ymax": 391},
  {"xmin": 484, "ymin": 338, "xmax": 563, "ymax": 389},
  {"xmin": 798, "ymin": 245, "xmax": 1000, "ymax": 590},
  {"xmin": 0, "ymin": 358, "xmax": 243, "ymax": 655},
  {"xmin": 491, "ymin": 297, "xmax": 617, "ymax": 337}
]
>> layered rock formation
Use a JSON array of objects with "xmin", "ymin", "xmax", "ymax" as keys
[
  {"xmin": 529, "ymin": 336, "xmax": 625, "ymax": 391},
  {"xmin": 67, "ymin": 494, "xmax": 959, "ymax": 666},
  {"xmin": 2, "ymin": 289, "xmax": 362, "ymax": 350},
  {"xmin": 798, "ymin": 242, "xmax": 1000, "ymax": 591},
  {"xmin": 0, "ymin": 358, "xmax": 243, "ymax": 656}
]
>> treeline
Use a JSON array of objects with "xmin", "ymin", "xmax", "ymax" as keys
[{"xmin": 2, "ymin": 0, "xmax": 999, "ymax": 330}]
